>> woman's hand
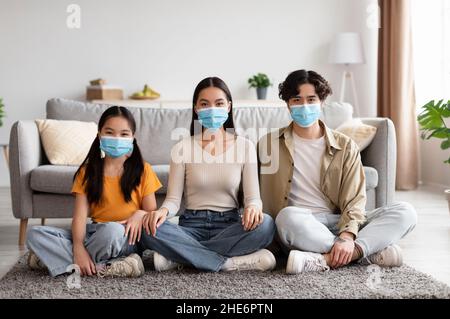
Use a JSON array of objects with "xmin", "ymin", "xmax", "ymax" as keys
[
  {"xmin": 143, "ymin": 208, "xmax": 168, "ymax": 237},
  {"xmin": 329, "ymin": 232, "xmax": 355, "ymax": 268},
  {"xmin": 119, "ymin": 210, "xmax": 147, "ymax": 245},
  {"xmin": 73, "ymin": 244, "xmax": 96, "ymax": 276},
  {"xmin": 242, "ymin": 205, "xmax": 263, "ymax": 231}
]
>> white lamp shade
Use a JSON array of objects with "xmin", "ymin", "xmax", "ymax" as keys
[{"xmin": 329, "ymin": 32, "xmax": 365, "ymax": 64}]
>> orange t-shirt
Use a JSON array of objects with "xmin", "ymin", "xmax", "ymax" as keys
[{"xmin": 71, "ymin": 162, "xmax": 162, "ymax": 222}]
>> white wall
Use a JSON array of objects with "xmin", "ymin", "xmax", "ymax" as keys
[{"xmin": 0, "ymin": 0, "xmax": 379, "ymax": 186}]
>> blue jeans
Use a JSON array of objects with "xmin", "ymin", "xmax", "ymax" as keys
[
  {"xmin": 139, "ymin": 208, "xmax": 276, "ymax": 272},
  {"xmin": 26, "ymin": 222, "xmax": 138, "ymax": 277}
]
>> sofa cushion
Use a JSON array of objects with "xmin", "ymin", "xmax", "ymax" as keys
[
  {"xmin": 30, "ymin": 165, "xmax": 78, "ymax": 194},
  {"xmin": 320, "ymin": 102, "xmax": 354, "ymax": 129},
  {"xmin": 364, "ymin": 166, "xmax": 378, "ymax": 190},
  {"xmin": 30, "ymin": 163, "xmax": 376, "ymax": 198},
  {"xmin": 35, "ymin": 119, "xmax": 97, "ymax": 165},
  {"xmin": 336, "ymin": 119, "xmax": 377, "ymax": 151},
  {"xmin": 30, "ymin": 164, "xmax": 169, "ymax": 195},
  {"xmin": 233, "ymin": 107, "xmax": 292, "ymax": 145}
]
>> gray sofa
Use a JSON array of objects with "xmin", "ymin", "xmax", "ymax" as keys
[{"xmin": 9, "ymin": 98, "xmax": 396, "ymax": 245}]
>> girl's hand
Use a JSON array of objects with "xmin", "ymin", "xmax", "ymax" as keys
[
  {"xmin": 73, "ymin": 244, "xmax": 96, "ymax": 276},
  {"xmin": 242, "ymin": 205, "xmax": 263, "ymax": 231},
  {"xmin": 119, "ymin": 210, "xmax": 147, "ymax": 245},
  {"xmin": 143, "ymin": 208, "xmax": 168, "ymax": 237}
]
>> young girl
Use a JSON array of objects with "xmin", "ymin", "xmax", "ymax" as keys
[
  {"xmin": 26, "ymin": 106, "xmax": 162, "ymax": 277},
  {"xmin": 140, "ymin": 77, "xmax": 276, "ymax": 272}
]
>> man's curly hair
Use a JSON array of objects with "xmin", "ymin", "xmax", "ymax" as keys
[{"xmin": 278, "ymin": 69, "xmax": 332, "ymax": 102}]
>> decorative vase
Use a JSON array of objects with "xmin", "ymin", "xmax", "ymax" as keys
[{"xmin": 256, "ymin": 87, "xmax": 268, "ymax": 100}]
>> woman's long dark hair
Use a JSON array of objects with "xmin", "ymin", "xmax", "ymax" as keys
[
  {"xmin": 74, "ymin": 106, "xmax": 144, "ymax": 205},
  {"xmin": 190, "ymin": 77, "xmax": 235, "ymax": 136}
]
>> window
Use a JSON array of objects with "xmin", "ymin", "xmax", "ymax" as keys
[{"xmin": 412, "ymin": 0, "xmax": 450, "ymax": 110}]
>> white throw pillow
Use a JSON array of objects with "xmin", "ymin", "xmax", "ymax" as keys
[
  {"xmin": 35, "ymin": 119, "xmax": 98, "ymax": 165},
  {"xmin": 321, "ymin": 102, "xmax": 353, "ymax": 129},
  {"xmin": 336, "ymin": 119, "xmax": 377, "ymax": 151}
]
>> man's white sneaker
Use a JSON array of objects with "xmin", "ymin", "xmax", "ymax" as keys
[
  {"xmin": 153, "ymin": 252, "xmax": 181, "ymax": 271},
  {"xmin": 365, "ymin": 244, "xmax": 403, "ymax": 267},
  {"xmin": 97, "ymin": 253, "xmax": 145, "ymax": 278},
  {"xmin": 286, "ymin": 250, "xmax": 330, "ymax": 274},
  {"xmin": 221, "ymin": 249, "xmax": 276, "ymax": 272}
]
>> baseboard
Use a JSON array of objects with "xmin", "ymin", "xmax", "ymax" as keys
[{"xmin": 419, "ymin": 181, "xmax": 450, "ymax": 191}]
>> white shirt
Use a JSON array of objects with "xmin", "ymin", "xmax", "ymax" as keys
[{"xmin": 288, "ymin": 132, "xmax": 332, "ymax": 214}]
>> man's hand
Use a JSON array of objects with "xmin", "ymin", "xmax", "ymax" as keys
[
  {"xmin": 143, "ymin": 208, "xmax": 168, "ymax": 237},
  {"xmin": 119, "ymin": 210, "xmax": 147, "ymax": 245},
  {"xmin": 329, "ymin": 232, "xmax": 355, "ymax": 269},
  {"xmin": 242, "ymin": 205, "xmax": 263, "ymax": 231}
]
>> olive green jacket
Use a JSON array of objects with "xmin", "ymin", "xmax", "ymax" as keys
[{"xmin": 258, "ymin": 121, "xmax": 367, "ymax": 236}]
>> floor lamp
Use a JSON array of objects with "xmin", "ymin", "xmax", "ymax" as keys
[{"xmin": 329, "ymin": 32, "xmax": 365, "ymax": 117}]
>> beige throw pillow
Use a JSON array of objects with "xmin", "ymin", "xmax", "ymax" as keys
[
  {"xmin": 336, "ymin": 119, "xmax": 377, "ymax": 151},
  {"xmin": 35, "ymin": 119, "xmax": 98, "ymax": 165}
]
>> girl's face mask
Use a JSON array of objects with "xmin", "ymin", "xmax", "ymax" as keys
[{"xmin": 99, "ymin": 136, "xmax": 134, "ymax": 158}]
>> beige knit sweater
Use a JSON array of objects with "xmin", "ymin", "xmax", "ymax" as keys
[{"xmin": 161, "ymin": 135, "xmax": 262, "ymax": 217}]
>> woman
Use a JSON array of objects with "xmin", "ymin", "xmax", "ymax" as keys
[
  {"xmin": 140, "ymin": 77, "xmax": 276, "ymax": 272},
  {"xmin": 26, "ymin": 106, "xmax": 162, "ymax": 277}
]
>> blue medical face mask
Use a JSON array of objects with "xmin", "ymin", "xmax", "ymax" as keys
[
  {"xmin": 99, "ymin": 136, "xmax": 134, "ymax": 158},
  {"xmin": 290, "ymin": 103, "xmax": 321, "ymax": 127},
  {"xmin": 197, "ymin": 107, "xmax": 229, "ymax": 132}
]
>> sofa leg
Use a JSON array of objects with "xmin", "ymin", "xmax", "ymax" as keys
[
  {"xmin": 41, "ymin": 218, "xmax": 46, "ymax": 226},
  {"xmin": 19, "ymin": 218, "xmax": 28, "ymax": 247}
]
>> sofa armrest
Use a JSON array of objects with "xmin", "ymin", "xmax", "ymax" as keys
[
  {"xmin": 359, "ymin": 118, "xmax": 396, "ymax": 208},
  {"xmin": 9, "ymin": 121, "xmax": 44, "ymax": 219}
]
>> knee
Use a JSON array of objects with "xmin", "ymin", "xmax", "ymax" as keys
[
  {"xmin": 275, "ymin": 207, "xmax": 310, "ymax": 234},
  {"xmin": 392, "ymin": 202, "xmax": 417, "ymax": 230},
  {"xmin": 153, "ymin": 220, "xmax": 178, "ymax": 238},
  {"xmin": 254, "ymin": 214, "xmax": 275, "ymax": 237},
  {"xmin": 142, "ymin": 220, "xmax": 176, "ymax": 241},
  {"xmin": 95, "ymin": 222, "xmax": 126, "ymax": 247},
  {"xmin": 26, "ymin": 226, "xmax": 45, "ymax": 247}
]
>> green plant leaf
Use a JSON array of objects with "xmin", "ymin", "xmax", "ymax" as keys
[
  {"xmin": 429, "ymin": 128, "xmax": 450, "ymax": 139},
  {"xmin": 247, "ymin": 73, "xmax": 272, "ymax": 88},
  {"xmin": 441, "ymin": 139, "xmax": 450, "ymax": 150}
]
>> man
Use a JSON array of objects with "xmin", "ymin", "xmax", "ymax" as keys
[{"xmin": 258, "ymin": 69, "xmax": 417, "ymax": 274}]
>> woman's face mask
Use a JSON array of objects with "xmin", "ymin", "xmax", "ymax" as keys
[
  {"xmin": 196, "ymin": 106, "xmax": 229, "ymax": 132},
  {"xmin": 290, "ymin": 103, "xmax": 321, "ymax": 128},
  {"xmin": 99, "ymin": 136, "xmax": 134, "ymax": 158}
]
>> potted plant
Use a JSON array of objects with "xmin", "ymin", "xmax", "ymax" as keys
[
  {"xmin": 248, "ymin": 73, "xmax": 272, "ymax": 100},
  {"xmin": 0, "ymin": 97, "xmax": 5, "ymax": 127},
  {"xmin": 417, "ymin": 99, "xmax": 450, "ymax": 213}
]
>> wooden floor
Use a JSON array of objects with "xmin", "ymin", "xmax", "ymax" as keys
[{"xmin": 0, "ymin": 185, "xmax": 449, "ymax": 285}]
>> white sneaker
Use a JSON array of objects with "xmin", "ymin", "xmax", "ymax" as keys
[
  {"xmin": 366, "ymin": 244, "xmax": 403, "ymax": 267},
  {"xmin": 221, "ymin": 249, "xmax": 276, "ymax": 272},
  {"xmin": 286, "ymin": 250, "xmax": 330, "ymax": 274},
  {"xmin": 98, "ymin": 253, "xmax": 145, "ymax": 278},
  {"xmin": 27, "ymin": 250, "xmax": 47, "ymax": 270},
  {"xmin": 153, "ymin": 252, "xmax": 181, "ymax": 271}
]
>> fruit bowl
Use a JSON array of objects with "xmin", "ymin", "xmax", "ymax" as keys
[
  {"xmin": 129, "ymin": 95, "xmax": 159, "ymax": 100},
  {"xmin": 130, "ymin": 84, "xmax": 160, "ymax": 100}
]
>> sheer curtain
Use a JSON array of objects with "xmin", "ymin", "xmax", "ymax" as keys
[
  {"xmin": 411, "ymin": 0, "xmax": 450, "ymax": 187},
  {"xmin": 412, "ymin": 0, "xmax": 450, "ymax": 105},
  {"xmin": 377, "ymin": 0, "xmax": 419, "ymax": 190}
]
